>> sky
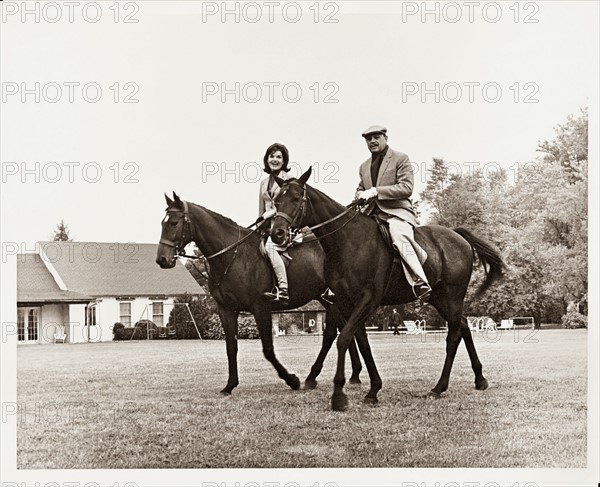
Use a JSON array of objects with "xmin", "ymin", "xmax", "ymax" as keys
[{"xmin": 1, "ymin": 0, "xmax": 598, "ymax": 250}]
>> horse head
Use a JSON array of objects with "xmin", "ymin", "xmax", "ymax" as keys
[
  {"xmin": 271, "ymin": 167, "xmax": 312, "ymax": 246},
  {"xmin": 156, "ymin": 191, "xmax": 192, "ymax": 268}
]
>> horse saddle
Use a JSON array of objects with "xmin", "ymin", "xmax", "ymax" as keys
[
  {"xmin": 259, "ymin": 237, "xmax": 292, "ymax": 266},
  {"xmin": 372, "ymin": 214, "xmax": 403, "ymax": 264}
]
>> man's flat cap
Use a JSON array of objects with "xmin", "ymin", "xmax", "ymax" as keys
[{"xmin": 361, "ymin": 125, "xmax": 387, "ymax": 137}]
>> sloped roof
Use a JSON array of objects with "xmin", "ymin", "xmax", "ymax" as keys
[
  {"xmin": 36, "ymin": 241, "xmax": 204, "ymax": 297},
  {"xmin": 17, "ymin": 254, "xmax": 93, "ymax": 304}
]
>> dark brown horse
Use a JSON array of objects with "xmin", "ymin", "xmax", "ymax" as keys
[
  {"xmin": 270, "ymin": 168, "xmax": 504, "ymax": 411},
  {"xmin": 155, "ymin": 192, "xmax": 366, "ymax": 394}
]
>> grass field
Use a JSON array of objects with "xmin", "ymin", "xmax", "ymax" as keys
[{"xmin": 17, "ymin": 329, "xmax": 587, "ymax": 468}]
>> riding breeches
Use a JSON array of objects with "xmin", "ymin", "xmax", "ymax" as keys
[
  {"xmin": 264, "ymin": 237, "xmax": 288, "ymax": 290},
  {"xmin": 387, "ymin": 217, "xmax": 429, "ymax": 287}
]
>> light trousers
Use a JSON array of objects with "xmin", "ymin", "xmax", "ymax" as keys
[
  {"xmin": 264, "ymin": 237, "xmax": 288, "ymax": 290},
  {"xmin": 387, "ymin": 217, "xmax": 429, "ymax": 287}
]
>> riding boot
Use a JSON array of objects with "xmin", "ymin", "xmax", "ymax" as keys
[{"xmin": 264, "ymin": 239, "xmax": 289, "ymax": 304}]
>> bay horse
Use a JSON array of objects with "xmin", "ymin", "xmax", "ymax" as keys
[
  {"xmin": 270, "ymin": 168, "xmax": 504, "ymax": 411},
  {"xmin": 155, "ymin": 192, "xmax": 367, "ymax": 395}
]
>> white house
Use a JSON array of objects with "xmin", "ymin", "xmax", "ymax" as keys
[{"xmin": 17, "ymin": 241, "xmax": 204, "ymax": 344}]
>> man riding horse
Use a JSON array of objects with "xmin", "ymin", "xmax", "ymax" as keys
[{"xmin": 355, "ymin": 125, "xmax": 432, "ymax": 302}]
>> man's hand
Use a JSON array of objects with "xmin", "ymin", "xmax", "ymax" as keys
[
  {"xmin": 358, "ymin": 187, "xmax": 378, "ymax": 201},
  {"xmin": 262, "ymin": 208, "xmax": 277, "ymax": 220}
]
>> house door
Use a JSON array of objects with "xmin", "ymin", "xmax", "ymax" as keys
[{"xmin": 18, "ymin": 308, "xmax": 40, "ymax": 343}]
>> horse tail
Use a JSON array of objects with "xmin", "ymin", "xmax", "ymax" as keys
[{"xmin": 453, "ymin": 227, "xmax": 505, "ymax": 297}]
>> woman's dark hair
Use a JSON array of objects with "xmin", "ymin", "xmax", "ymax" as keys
[{"xmin": 263, "ymin": 143, "xmax": 290, "ymax": 174}]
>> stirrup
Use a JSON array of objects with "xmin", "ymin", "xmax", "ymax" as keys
[
  {"xmin": 413, "ymin": 283, "xmax": 432, "ymax": 303},
  {"xmin": 320, "ymin": 288, "xmax": 336, "ymax": 305},
  {"xmin": 264, "ymin": 287, "xmax": 289, "ymax": 304}
]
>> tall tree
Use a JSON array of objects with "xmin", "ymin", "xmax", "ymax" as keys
[
  {"xmin": 421, "ymin": 157, "xmax": 450, "ymax": 216},
  {"xmin": 537, "ymin": 107, "xmax": 588, "ymax": 183},
  {"xmin": 50, "ymin": 219, "xmax": 72, "ymax": 241},
  {"xmin": 418, "ymin": 109, "xmax": 588, "ymax": 323},
  {"xmin": 420, "ymin": 160, "xmax": 490, "ymax": 234}
]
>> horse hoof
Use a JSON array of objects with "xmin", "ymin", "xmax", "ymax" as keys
[
  {"xmin": 476, "ymin": 378, "xmax": 489, "ymax": 390},
  {"xmin": 349, "ymin": 377, "xmax": 362, "ymax": 385},
  {"xmin": 288, "ymin": 374, "xmax": 301, "ymax": 391},
  {"xmin": 363, "ymin": 396, "xmax": 378, "ymax": 406},
  {"xmin": 219, "ymin": 389, "xmax": 232, "ymax": 396},
  {"xmin": 331, "ymin": 393, "xmax": 348, "ymax": 412},
  {"xmin": 304, "ymin": 379, "xmax": 317, "ymax": 390},
  {"xmin": 427, "ymin": 391, "xmax": 443, "ymax": 400}
]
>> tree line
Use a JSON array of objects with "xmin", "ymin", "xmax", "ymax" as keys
[{"xmin": 416, "ymin": 108, "xmax": 588, "ymax": 327}]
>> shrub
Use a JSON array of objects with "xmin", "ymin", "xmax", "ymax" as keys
[
  {"xmin": 135, "ymin": 319, "xmax": 158, "ymax": 337},
  {"xmin": 113, "ymin": 320, "xmax": 161, "ymax": 340},
  {"xmin": 205, "ymin": 314, "xmax": 224, "ymax": 340},
  {"xmin": 118, "ymin": 328, "xmax": 138, "ymax": 340},
  {"xmin": 561, "ymin": 311, "xmax": 587, "ymax": 329},
  {"xmin": 167, "ymin": 293, "xmax": 217, "ymax": 339},
  {"xmin": 238, "ymin": 315, "xmax": 260, "ymax": 339},
  {"xmin": 203, "ymin": 314, "xmax": 260, "ymax": 340},
  {"xmin": 113, "ymin": 323, "xmax": 138, "ymax": 341},
  {"xmin": 113, "ymin": 323, "xmax": 125, "ymax": 340}
]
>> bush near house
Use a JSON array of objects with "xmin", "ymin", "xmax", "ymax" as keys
[
  {"xmin": 113, "ymin": 320, "xmax": 159, "ymax": 340},
  {"xmin": 204, "ymin": 314, "xmax": 224, "ymax": 339},
  {"xmin": 135, "ymin": 320, "xmax": 158, "ymax": 337},
  {"xmin": 204, "ymin": 313, "xmax": 259, "ymax": 340},
  {"xmin": 113, "ymin": 323, "xmax": 136, "ymax": 340},
  {"xmin": 238, "ymin": 315, "xmax": 260, "ymax": 339},
  {"xmin": 166, "ymin": 294, "xmax": 259, "ymax": 340},
  {"xmin": 167, "ymin": 293, "xmax": 216, "ymax": 339},
  {"xmin": 112, "ymin": 323, "xmax": 125, "ymax": 340}
]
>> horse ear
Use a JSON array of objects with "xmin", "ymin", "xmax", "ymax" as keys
[
  {"xmin": 299, "ymin": 166, "xmax": 313, "ymax": 185},
  {"xmin": 165, "ymin": 193, "xmax": 174, "ymax": 207},
  {"xmin": 273, "ymin": 175, "xmax": 285, "ymax": 187},
  {"xmin": 171, "ymin": 191, "xmax": 184, "ymax": 209}
]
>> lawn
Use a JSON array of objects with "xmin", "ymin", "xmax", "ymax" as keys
[{"xmin": 17, "ymin": 329, "xmax": 587, "ymax": 468}]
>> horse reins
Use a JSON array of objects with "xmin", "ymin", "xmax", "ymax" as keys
[
  {"xmin": 160, "ymin": 189, "xmax": 365, "ymax": 283},
  {"xmin": 160, "ymin": 200, "xmax": 266, "ymax": 285},
  {"xmin": 274, "ymin": 181, "xmax": 364, "ymax": 244}
]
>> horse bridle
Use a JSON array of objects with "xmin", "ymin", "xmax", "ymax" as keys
[
  {"xmin": 159, "ymin": 200, "xmax": 194, "ymax": 259},
  {"xmin": 274, "ymin": 181, "xmax": 364, "ymax": 243},
  {"xmin": 159, "ymin": 199, "xmax": 264, "ymax": 285},
  {"xmin": 273, "ymin": 182, "xmax": 308, "ymax": 236}
]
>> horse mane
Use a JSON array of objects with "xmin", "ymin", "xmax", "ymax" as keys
[
  {"xmin": 285, "ymin": 177, "xmax": 349, "ymax": 213},
  {"xmin": 187, "ymin": 201, "xmax": 252, "ymax": 234}
]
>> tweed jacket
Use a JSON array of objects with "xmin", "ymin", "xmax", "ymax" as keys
[
  {"xmin": 258, "ymin": 171, "xmax": 288, "ymax": 217},
  {"xmin": 355, "ymin": 147, "xmax": 417, "ymax": 226}
]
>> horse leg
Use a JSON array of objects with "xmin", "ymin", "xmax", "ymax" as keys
[
  {"xmin": 348, "ymin": 337, "xmax": 363, "ymax": 384},
  {"xmin": 254, "ymin": 306, "xmax": 301, "ymax": 391},
  {"xmin": 305, "ymin": 317, "xmax": 337, "ymax": 390},
  {"xmin": 332, "ymin": 293, "xmax": 378, "ymax": 411},
  {"xmin": 353, "ymin": 325, "xmax": 382, "ymax": 403},
  {"xmin": 430, "ymin": 322, "xmax": 462, "ymax": 397},
  {"xmin": 337, "ymin": 302, "xmax": 363, "ymax": 384},
  {"xmin": 218, "ymin": 306, "xmax": 239, "ymax": 395},
  {"xmin": 460, "ymin": 317, "xmax": 489, "ymax": 390},
  {"xmin": 305, "ymin": 305, "xmax": 362, "ymax": 389}
]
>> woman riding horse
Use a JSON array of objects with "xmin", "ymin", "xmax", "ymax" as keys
[{"xmin": 259, "ymin": 143, "xmax": 292, "ymax": 305}]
